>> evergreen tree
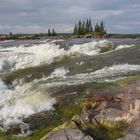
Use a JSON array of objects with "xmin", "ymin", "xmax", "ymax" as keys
[
  {"xmin": 9, "ymin": 32, "xmax": 12, "ymax": 36},
  {"xmin": 78, "ymin": 20, "xmax": 82, "ymax": 35},
  {"xmin": 52, "ymin": 29, "xmax": 56, "ymax": 36},
  {"xmin": 89, "ymin": 25, "xmax": 93, "ymax": 32},
  {"xmin": 94, "ymin": 21, "xmax": 107, "ymax": 34},
  {"xmin": 82, "ymin": 21, "xmax": 85, "ymax": 34},
  {"xmin": 88, "ymin": 19, "xmax": 91, "ymax": 28},
  {"xmin": 94, "ymin": 23, "xmax": 100, "ymax": 33},
  {"xmin": 74, "ymin": 24, "xmax": 78, "ymax": 35},
  {"xmin": 85, "ymin": 19, "xmax": 89, "ymax": 33},
  {"xmin": 104, "ymin": 30, "xmax": 107, "ymax": 34},
  {"xmin": 48, "ymin": 29, "xmax": 51, "ymax": 36},
  {"xmin": 100, "ymin": 20, "xmax": 105, "ymax": 34}
]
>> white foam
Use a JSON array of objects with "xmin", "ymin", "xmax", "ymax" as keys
[
  {"xmin": 115, "ymin": 44, "xmax": 135, "ymax": 50},
  {"xmin": 0, "ymin": 79, "xmax": 56, "ymax": 130},
  {"xmin": 42, "ymin": 64, "xmax": 140, "ymax": 88},
  {"xmin": 0, "ymin": 40, "xmax": 136, "ymax": 72},
  {"xmin": 0, "ymin": 40, "xmax": 114, "ymax": 71},
  {"xmin": 68, "ymin": 40, "xmax": 114, "ymax": 56},
  {"xmin": 73, "ymin": 64, "xmax": 140, "ymax": 83},
  {"xmin": 51, "ymin": 67, "xmax": 69, "ymax": 78},
  {"xmin": 49, "ymin": 39, "xmax": 64, "ymax": 43},
  {"xmin": 0, "ymin": 63, "xmax": 140, "ymax": 132},
  {"xmin": 0, "ymin": 43, "xmax": 66, "ymax": 70},
  {"xmin": 0, "ymin": 59, "xmax": 15, "ymax": 73},
  {"xmin": 0, "ymin": 78, "xmax": 8, "ymax": 91}
]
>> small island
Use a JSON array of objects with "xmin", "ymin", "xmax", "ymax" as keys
[{"xmin": 0, "ymin": 19, "xmax": 140, "ymax": 41}]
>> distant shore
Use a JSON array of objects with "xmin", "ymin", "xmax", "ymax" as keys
[{"xmin": 0, "ymin": 33, "xmax": 140, "ymax": 41}]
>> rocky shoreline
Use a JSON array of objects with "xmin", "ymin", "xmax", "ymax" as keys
[
  {"xmin": 0, "ymin": 76, "xmax": 140, "ymax": 140},
  {"xmin": 41, "ymin": 76, "xmax": 140, "ymax": 140}
]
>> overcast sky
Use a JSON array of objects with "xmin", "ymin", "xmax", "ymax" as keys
[{"xmin": 0, "ymin": 0, "xmax": 140, "ymax": 34}]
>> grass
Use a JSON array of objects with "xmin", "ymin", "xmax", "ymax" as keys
[{"xmin": 72, "ymin": 117, "xmax": 129, "ymax": 140}]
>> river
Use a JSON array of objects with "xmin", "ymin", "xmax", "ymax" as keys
[{"xmin": 0, "ymin": 38, "xmax": 140, "ymax": 134}]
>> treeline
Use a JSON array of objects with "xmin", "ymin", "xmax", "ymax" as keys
[{"xmin": 74, "ymin": 19, "xmax": 106, "ymax": 35}]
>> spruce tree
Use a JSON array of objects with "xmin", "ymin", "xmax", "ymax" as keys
[
  {"xmin": 78, "ymin": 20, "xmax": 82, "ymax": 35},
  {"xmin": 74, "ymin": 24, "xmax": 78, "ymax": 35},
  {"xmin": 48, "ymin": 29, "xmax": 51, "ymax": 36},
  {"xmin": 52, "ymin": 29, "xmax": 56, "ymax": 36},
  {"xmin": 100, "ymin": 20, "xmax": 105, "ymax": 34},
  {"xmin": 9, "ymin": 32, "xmax": 12, "ymax": 36},
  {"xmin": 94, "ymin": 23, "xmax": 100, "ymax": 33},
  {"xmin": 88, "ymin": 19, "xmax": 91, "ymax": 29},
  {"xmin": 86, "ymin": 19, "xmax": 89, "ymax": 33},
  {"xmin": 82, "ymin": 21, "xmax": 85, "ymax": 34},
  {"xmin": 89, "ymin": 25, "xmax": 93, "ymax": 32}
]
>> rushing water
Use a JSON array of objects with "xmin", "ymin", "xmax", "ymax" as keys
[{"xmin": 0, "ymin": 38, "xmax": 140, "ymax": 134}]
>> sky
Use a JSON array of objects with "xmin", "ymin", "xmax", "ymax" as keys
[{"xmin": 0, "ymin": 0, "xmax": 140, "ymax": 34}]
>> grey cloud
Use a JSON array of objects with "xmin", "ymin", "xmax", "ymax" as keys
[{"xmin": 0, "ymin": 0, "xmax": 140, "ymax": 33}]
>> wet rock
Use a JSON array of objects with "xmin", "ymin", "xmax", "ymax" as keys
[
  {"xmin": 7, "ymin": 123, "xmax": 21, "ymax": 134},
  {"xmin": 80, "ymin": 113, "xmax": 91, "ymax": 122},
  {"xmin": 23, "ymin": 112, "xmax": 51, "ymax": 130},
  {"xmin": 44, "ymin": 128, "xmax": 94, "ymax": 140},
  {"xmin": 7, "ymin": 123, "xmax": 28, "ymax": 134}
]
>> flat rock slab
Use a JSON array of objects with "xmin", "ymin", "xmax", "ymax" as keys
[
  {"xmin": 44, "ymin": 128, "xmax": 94, "ymax": 140},
  {"xmin": 118, "ymin": 134, "xmax": 140, "ymax": 140}
]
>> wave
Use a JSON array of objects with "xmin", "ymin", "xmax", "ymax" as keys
[
  {"xmin": 51, "ymin": 67, "xmax": 69, "ymax": 77},
  {"xmin": 0, "ymin": 40, "xmax": 114, "ymax": 71},
  {"xmin": 68, "ymin": 40, "xmax": 114, "ymax": 56},
  {"xmin": 0, "ymin": 40, "xmax": 136, "ymax": 72},
  {"xmin": 0, "ymin": 78, "xmax": 56, "ymax": 132},
  {"xmin": 43, "ymin": 64, "xmax": 140, "ymax": 88},
  {"xmin": 0, "ymin": 40, "xmax": 15, "ymax": 43},
  {"xmin": 115, "ymin": 44, "xmax": 135, "ymax": 50}
]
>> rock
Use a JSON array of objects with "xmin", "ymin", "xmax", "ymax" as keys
[
  {"xmin": 43, "ymin": 128, "xmax": 94, "ymax": 140},
  {"xmin": 94, "ymin": 108, "xmax": 126, "ymax": 121},
  {"xmin": 23, "ymin": 112, "xmax": 51, "ymax": 130},
  {"xmin": 7, "ymin": 123, "xmax": 22, "ymax": 134},
  {"xmin": 94, "ymin": 101, "xmax": 108, "ymax": 111},
  {"xmin": 7, "ymin": 123, "xmax": 28, "ymax": 134},
  {"xmin": 113, "ymin": 93, "xmax": 124, "ymax": 102},
  {"xmin": 80, "ymin": 113, "xmax": 91, "ymax": 123},
  {"xmin": 128, "ymin": 126, "xmax": 140, "ymax": 137},
  {"xmin": 118, "ymin": 134, "xmax": 140, "ymax": 140}
]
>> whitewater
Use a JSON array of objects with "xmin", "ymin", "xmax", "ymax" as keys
[{"xmin": 0, "ymin": 39, "xmax": 140, "ymax": 134}]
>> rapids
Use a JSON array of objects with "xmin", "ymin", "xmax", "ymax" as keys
[{"xmin": 0, "ymin": 38, "xmax": 140, "ymax": 134}]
